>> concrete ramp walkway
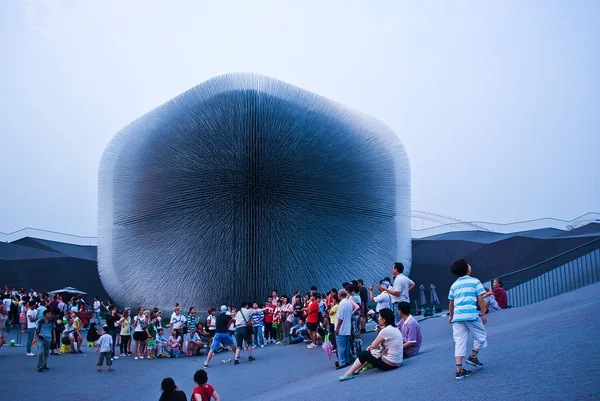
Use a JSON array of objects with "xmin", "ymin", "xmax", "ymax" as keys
[{"xmin": 1, "ymin": 283, "xmax": 599, "ymax": 400}]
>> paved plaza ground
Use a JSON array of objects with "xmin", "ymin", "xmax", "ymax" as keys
[{"xmin": 1, "ymin": 283, "xmax": 599, "ymax": 400}]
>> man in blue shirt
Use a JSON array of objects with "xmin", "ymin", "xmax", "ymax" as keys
[
  {"xmin": 290, "ymin": 318, "xmax": 309, "ymax": 344},
  {"xmin": 335, "ymin": 290, "xmax": 354, "ymax": 369},
  {"xmin": 33, "ymin": 310, "xmax": 54, "ymax": 372}
]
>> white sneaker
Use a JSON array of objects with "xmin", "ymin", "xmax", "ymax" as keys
[
  {"xmin": 260, "ymin": 345, "xmax": 264, "ymax": 348},
  {"xmin": 139, "ymin": 356, "xmax": 144, "ymax": 359},
  {"xmin": 27, "ymin": 352, "xmax": 35, "ymax": 356},
  {"xmin": 134, "ymin": 357, "xmax": 139, "ymax": 360},
  {"xmin": 113, "ymin": 356, "xmax": 119, "ymax": 360}
]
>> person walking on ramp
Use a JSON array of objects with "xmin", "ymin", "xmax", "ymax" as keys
[{"xmin": 448, "ymin": 258, "xmax": 488, "ymax": 380}]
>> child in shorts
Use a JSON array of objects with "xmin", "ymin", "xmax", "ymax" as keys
[
  {"xmin": 146, "ymin": 315, "xmax": 157, "ymax": 359},
  {"xmin": 96, "ymin": 326, "xmax": 114, "ymax": 372},
  {"xmin": 448, "ymin": 258, "xmax": 488, "ymax": 380}
]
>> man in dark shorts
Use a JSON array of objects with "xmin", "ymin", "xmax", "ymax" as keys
[
  {"xmin": 203, "ymin": 305, "xmax": 237, "ymax": 368},
  {"xmin": 357, "ymin": 279, "xmax": 369, "ymax": 333},
  {"xmin": 234, "ymin": 301, "xmax": 267, "ymax": 364}
]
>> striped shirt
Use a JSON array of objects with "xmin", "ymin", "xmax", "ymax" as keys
[{"xmin": 448, "ymin": 276, "xmax": 485, "ymax": 322}]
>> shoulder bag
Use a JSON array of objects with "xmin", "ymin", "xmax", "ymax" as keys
[{"xmin": 240, "ymin": 309, "xmax": 254, "ymax": 334}]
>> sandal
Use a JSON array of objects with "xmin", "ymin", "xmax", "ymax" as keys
[
  {"xmin": 108, "ymin": 368, "xmax": 114, "ymax": 372},
  {"xmin": 97, "ymin": 368, "xmax": 101, "ymax": 372}
]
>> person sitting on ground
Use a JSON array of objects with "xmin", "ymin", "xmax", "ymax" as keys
[
  {"xmin": 482, "ymin": 287, "xmax": 502, "ymax": 312},
  {"xmin": 159, "ymin": 377, "xmax": 187, "ymax": 401},
  {"xmin": 187, "ymin": 324, "xmax": 205, "ymax": 356},
  {"xmin": 367, "ymin": 308, "xmax": 376, "ymax": 322},
  {"xmin": 483, "ymin": 279, "xmax": 508, "ymax": 309},
  {"xmin": 64, "ymin": 316, "xmax": 83, "ymax": 353},
  {"xmin": 167, "ymin": 329, "xmax": 181, "ymax": 357},
  {"xmin": 192, "ymin": 369, "xmax": 220, "ymax": 401},
  {"xmin": 396, "ymin": 301, "xmax": 422, "ymax": 358},
  {"xmin": 338, "ymin": 308, "xmax": 403, "ymax": 381},
  {"xmin": 156, "ymin": 328, "xmax": 168, "ymax": 358},
  {"xmin": 290, "ymin": 318, "xmax": 309, "ymax": 344}
]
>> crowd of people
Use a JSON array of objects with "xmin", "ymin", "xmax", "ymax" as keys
[{"xmin": 0, "ymin": 260, "xmax": 507, "ymax": 382}]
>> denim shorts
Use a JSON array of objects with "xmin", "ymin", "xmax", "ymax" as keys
[{"xmin": 210, "ymin": 333, "xmax": 234, "ymax": 351}]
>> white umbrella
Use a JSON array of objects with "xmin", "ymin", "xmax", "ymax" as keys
[
  {"xmin": 419, "ymin": 285, "xmax": 426, "ymax": 308},
  {"xmin": 49, "ymin": 287, "xmax": 87, "ymax": 295},
  {"xmin": 429, "ymin": 284, "xmax": 440, "ymax": 307}
]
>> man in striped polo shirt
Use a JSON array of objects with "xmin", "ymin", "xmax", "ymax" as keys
[{"xmin": 448, "ymin": 259, "xmax": 488, "ymax": 380}]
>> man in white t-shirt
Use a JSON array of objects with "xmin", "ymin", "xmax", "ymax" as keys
[
  {"xmin": 26, "ymin": 303, "xmax": 38, "ymax": 356},
  {"xmin": 169, "ymin": 307, "xmax": 186, "ymax": 332},
  {"xmin": 2, "ymin": 296, "xmax": 11, "ymax": 320},
  {"xmin": 378, "ymin": 263, "xmax": 415, "ymax": 320},
  {"xmin": 169, "ymin": 307, "xmax": 186, "ymax": 349},
  {"xmin": 93, "ymin": 297, "xmax": 101, "ymax": 323}
]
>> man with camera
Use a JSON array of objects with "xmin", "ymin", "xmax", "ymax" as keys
[{"xmin": 378, "ymin": 262, "xmax": 415, "ymax": 321}]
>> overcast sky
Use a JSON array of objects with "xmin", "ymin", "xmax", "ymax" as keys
[{"xmin": 1, "ymin": 0, "xmax": 598, "ymax": 237}]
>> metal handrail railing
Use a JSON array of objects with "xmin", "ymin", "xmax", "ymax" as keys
[
  {"xmin": 485, "ymin": 237, "xmax": 600, "ymax": 307},
  {"xmin": 495, "ymin": 237, "xmax": 600, "ymax": 282}
]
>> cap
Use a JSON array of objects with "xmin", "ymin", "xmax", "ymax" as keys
[
  {"xmin": 380, "ymin": 280, "xmax": 391, "ymax": 288},
  {"xmin": 220, "ymin": 305, "xmax": 227, "ymax": 311}
]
